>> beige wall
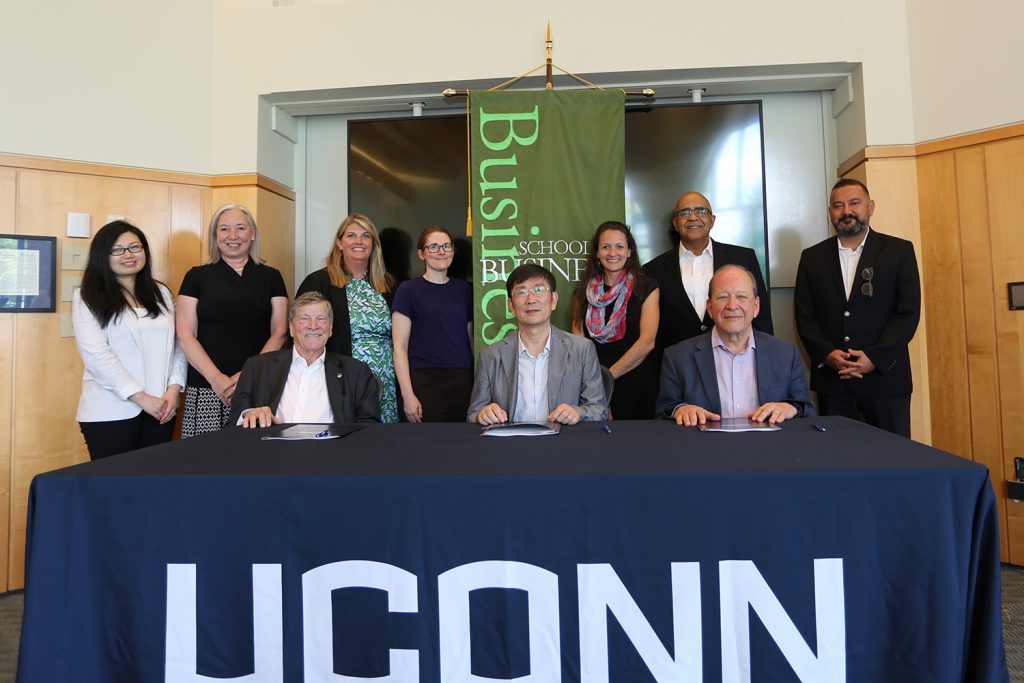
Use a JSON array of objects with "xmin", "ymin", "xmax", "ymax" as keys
[
  {"xmin": 906, "ymin": 0, "xmax": 1024, "ymax": 142},
  {"xmin": 0, "ymin": 0, "xmax": 215, "ymax": 173}
]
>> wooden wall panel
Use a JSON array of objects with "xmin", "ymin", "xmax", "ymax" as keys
[
  {"xmin": 255, "ymin": 187, "xmax": 296, "ymax": 294},
  {"xmin": 955, "ymin": 148, "xmax": 1005, "ymax": 487},
  {"xmin": 0, "ymin": 168, "xmax": 16, "ymax": 590},
  {"xmin": 169, "ymin": 185, "xmax": 206, "ymax": 294},
  {"xmin": 861, "ymin": 157, "xmax": 931, "ymax": 443},
  {"xmin": 985, "ymin": 138, "xmax": 1024, "ymax": 563},
  {"xmin": 916, "ymin": 153, "xmax": 971, "ymax": 456}
]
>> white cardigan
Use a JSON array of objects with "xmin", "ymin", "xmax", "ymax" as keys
[{"xmin": 73, "ymin": 285, "xmax": 187, "ymax": 422}]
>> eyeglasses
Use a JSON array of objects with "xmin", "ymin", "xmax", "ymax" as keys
[
  {"xmin": 860, "ymin": 266, "xmax": 874, "ymax": 298},
  {"xmin": 511, "ymin": 284, "xmax": 550, "ymax": 299},
  {"xmin": 673, "ymin": 207, "xmax": 711, "ymax": 219},
  {"xmin": 424, "ymin": 243, "xmax": 454, "ymax": 253},
  {"xmin": 110, "ymin": 244, "xmax": 144, "ymax": 256}
]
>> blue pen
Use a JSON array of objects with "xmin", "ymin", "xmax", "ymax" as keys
[
  {"xmin": 812, "ymin": 423, "xmax": 827, "ymax": 433},
  {"xmin": 602, "ymin": 424, "xmax": 612, "ymax": 434}
]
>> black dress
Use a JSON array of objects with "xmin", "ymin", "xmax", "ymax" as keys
[{"xmin": 583, "ymin": 274, "xmax": 660, "ymax": 420}]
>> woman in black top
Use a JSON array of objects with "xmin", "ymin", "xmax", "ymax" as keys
[
  {"xmin": 175, "ymin": 204, "xmax": 289, "ymax": 437},
  {"xmin": 572, "ymin": 221, "xmax": 661, "ymax": 419}
]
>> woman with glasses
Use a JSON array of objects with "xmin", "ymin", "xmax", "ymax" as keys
[
  {"xmin": 73, "ymin": 220, "xmax": 188, "ymax": 458},
  {"xmin": 297, "ymin": 213, "xmax": 399, "ymax": 422},
  {"xmin": 391, "ymin": 226, "xmax": 473, "ymax": 422},
  {"xmin": 175, "ymin": 204, "xmax": 289, "ymax": 437},
  {"xmin": 571, "ymin": 221, "xmax": 661, "ymax": 419}
]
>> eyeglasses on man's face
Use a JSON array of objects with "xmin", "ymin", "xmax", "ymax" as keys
[
  {"xmin": 424, "ymin": 243, "xmax": 454, "ymax": 254},
  {"xmin": 110, "ymin": 244, "xmax": 144, "ymax": 256},
  {"xmin": 511, "ymin": 284, "xmax": 550, "ymax": 299},
  {"xmin": 673, "ymin": 207, "xmax": 711, "ymax": 219}
]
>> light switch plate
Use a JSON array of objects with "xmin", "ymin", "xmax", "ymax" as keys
[
  {"xmin": 61, "ymin": 274, "xmax": 82, "ymax": 302},
  {"xmin": 62, "ymin": 242, "xmax": 89, "ymax": 270},
  {"xmin": 60, "ymin": 312, "xmax": 75, "ymax": 338}
]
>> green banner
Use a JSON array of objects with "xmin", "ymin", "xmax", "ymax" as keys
[{"xmin": 470, "ymin": 89, "xmax": 625, "ymax": 350}]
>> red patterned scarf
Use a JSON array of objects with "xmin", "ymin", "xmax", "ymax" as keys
[{"xmin": 585, "ymin": 273, "xmax": 634, "ymax": 343}]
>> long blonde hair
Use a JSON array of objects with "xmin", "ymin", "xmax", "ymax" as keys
[
  {"xmin": 326, "ymin": 213, "xmax": 391, "ymax": 293},
  {"xmin": 206, "ymin": 204, "xmax": 260, "ymax": 264}
]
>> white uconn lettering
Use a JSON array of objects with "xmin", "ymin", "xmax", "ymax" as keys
[{"xmin": 164, "ymin": 558, "xmax": 845, "ymax": 682}]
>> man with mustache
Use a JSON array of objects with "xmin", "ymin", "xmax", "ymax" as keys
[
  {"xmin": 642, "ymin": 191, "xmax": 773, "ymax": 368},
  {"xmin": 794, "ymin": 178, "xmax": 921, "ymax": 437},
  {"xmin": 230, "ymin": 291, "xmax": 381, "ymax": 427}
]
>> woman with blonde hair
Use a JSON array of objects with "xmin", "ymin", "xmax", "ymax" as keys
[
  {"xmin": 176, "ymin": 204, "xmax": 289, "ymax": 437},
  {"xmin": 297, "ymin": 213, "xmax": 399, "ymax": 422}
]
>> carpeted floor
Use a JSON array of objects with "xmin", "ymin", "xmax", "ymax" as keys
[{"xmin": 2, "ymin": 568, "xmax": 1024, "ymax": 681}]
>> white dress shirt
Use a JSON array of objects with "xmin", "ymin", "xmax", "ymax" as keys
[
  {"xmin": 679, "ymin": 240, "xmax": 714, "ymax": 316},
  {"xmin": 514, "ymin": 332, "xmax": 551, "ymax": 422},
  {"xmin": 838, "ymin": 227, "xmax": 869, "ymax": 301},
  {"xmin": 274, "ymin": 347, "xmax": 334, "ymax": 423}
]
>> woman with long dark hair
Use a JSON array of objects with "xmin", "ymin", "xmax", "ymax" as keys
[
  {"xmin": 572, "ymin": 221, "xmax": 661, "ymax": 419},
  {"xmin": 297, "ymin": 213, "xmax": 399, "ymax": 422},
  {"xmin": 392, "ymin": 226, "xmax": 473, "ymax": 422},
  {"xmin": 73, "ymin": 220, "xmax": 187, "ymax": 458},
  {"xmin": 175, "ymin": 204, "xmax": 289, "ymax": 437}
]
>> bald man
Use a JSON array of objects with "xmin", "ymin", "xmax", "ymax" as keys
[{"xmin": 642, "ymin": 191, "xmax": 773, "ymax": 362}]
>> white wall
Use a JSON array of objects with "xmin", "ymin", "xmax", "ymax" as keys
[
  {"xmin": 0, "ymin": 0, "xmax": 214, "ymax": 173},
  {"xmin": 1, "ymin": 0, "xmax": 1019, "ymax": 175},
  {"xmin": 906, "ymin": 0, "xmax": 1024, "ymax": 142}
]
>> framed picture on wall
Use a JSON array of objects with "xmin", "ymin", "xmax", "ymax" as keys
[{"xmin": 0, "ymin": 234, "xmax": 57, "ymax": 312}]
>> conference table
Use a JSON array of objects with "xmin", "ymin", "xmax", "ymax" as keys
[{"xmin": 17, "ymin": 417, "xmax": 1008, "ymax": 682}]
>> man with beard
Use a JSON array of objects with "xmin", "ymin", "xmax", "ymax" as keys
[{"xmin": 794, "ymin": 178, "xmax": 920, "ymax": 437}]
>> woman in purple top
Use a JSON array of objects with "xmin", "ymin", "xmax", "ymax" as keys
[{"xmin": 391, "ymin": 226, "xmax": 474, "ymax": 422}]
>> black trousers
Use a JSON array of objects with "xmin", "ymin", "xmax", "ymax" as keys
[
  {"xmin": 409, "ymin": 368, "xmax": 474, "ymax": 422},
  {"xmin": 817, "ymin": 392, "xmax": 911, "ymax": 438},
  {"xmin": 80, "ymin": 412, "xmax": 175, "ymax": 460}
]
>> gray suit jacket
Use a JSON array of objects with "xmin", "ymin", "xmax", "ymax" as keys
[
  {"xmin": 466, "ymin": 326, "xmax": 608, "ymax": 423},
  {"xmin": 656, "ymin": 330, "xmax": 814, "ymax": 418}
]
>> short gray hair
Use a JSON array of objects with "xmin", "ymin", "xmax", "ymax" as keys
[{"xmin": 289, "ymin": 291, "xmax": 334, "ymax": 323}]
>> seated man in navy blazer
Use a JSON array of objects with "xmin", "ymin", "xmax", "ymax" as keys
[
  {"xmin": 467, "ymin": 264, "xmax": 608, "ymax": 425},
  {"xmin": 656, "ymin": 265, "xmax": 812, "ymax": 426},
  {"xmin": 229, "ymin": 292, "xmax": 380, "ymax": 427}
]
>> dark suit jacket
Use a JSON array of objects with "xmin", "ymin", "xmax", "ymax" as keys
[
  {"xmin": 655, "ymin": 331, "xmax": 813, "ymax": 417},
  {"xmin": 296, "ymin": 268, "xmax": 395, "ymax": 357},
  {"xmin": 794, "ymin": 229, "xmax": 920, "ymax": 397},
  {"xmin": 642, "ymin": 240, "xmax": 773, "ymax": 356},
  {"xmin": 228, "ymin": 349, "xmax": 381, "ymax": 425},
  {"xmin": 466, "ymin": 327, "xmax": 608, "ymax": 423}
]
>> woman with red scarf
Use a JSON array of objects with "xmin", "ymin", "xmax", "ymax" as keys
[{"xmin": 571, "ymin": 221, "xmax": 660, "ymax": 419}]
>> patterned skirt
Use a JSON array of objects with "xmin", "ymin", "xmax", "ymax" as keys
[{"xmin": 180, "ymin": 386, "xmax": 231, "ymax": 438}]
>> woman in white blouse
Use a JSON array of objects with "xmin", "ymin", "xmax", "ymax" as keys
[{"xmin": 73, "ymin": 220, "xmax": 186, "ymax": 459}]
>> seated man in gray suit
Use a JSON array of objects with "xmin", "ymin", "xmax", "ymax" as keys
[
  {"xmin": 467, "ymin": 264, "xmax": 608, "ymax": 425},
  {"xmin": 656, "ymin": 265, "xmax": 813, "ymax": 426},
  {"xmin": 230, "ymin": 292, "xmax": 381, "ymax": 427}
]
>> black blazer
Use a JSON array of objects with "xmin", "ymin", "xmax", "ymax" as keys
[
  {"xmin": 642, "ymin": 240, "xmax": 773, "ymax": 354},
  {"xmin": 296, "ymin": 268, "xmax": 395, "ymax": 357},
  {"xmin": 793, "ymin": 230, "xmax": 920, "ymax": 396},
  {"xmin": 228, "ymin": 349, "xmax": 381, "ymax": 424}
]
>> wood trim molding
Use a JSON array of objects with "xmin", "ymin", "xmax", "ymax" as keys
[
  {"xmin": 211, "ymin": 174, "xmax": 296, "ymax": 200},
  {"xmin": 838, "ymin": 121, "xmax": 1024, "ymax": 176},
  {"xmin": 0, "ymin": 153, "xmax": 295, "ymax": 199}
]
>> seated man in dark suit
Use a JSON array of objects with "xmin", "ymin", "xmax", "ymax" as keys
[
  {"xmin": 229, "ymin": 292, "xmax": 380, "ymax": 427},
  {"xmin": 656, "ymin": 265, "xmax": 812, "ymax": 426},
  {"xmin": 467, "ymin": 264, "xmax": 607, "ymax": 425}
]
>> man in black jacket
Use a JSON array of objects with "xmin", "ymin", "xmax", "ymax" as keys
[
  {"xmin": 794, "ymin": 178, "xmax": 920, "ymax": 437},
  {"xmin": 642, "ymin": 191, "xmax": 773, "ymax": 362},
  {"xmin": 229, "ymin": 292, "xmax": 381, "ymax": 427}
]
